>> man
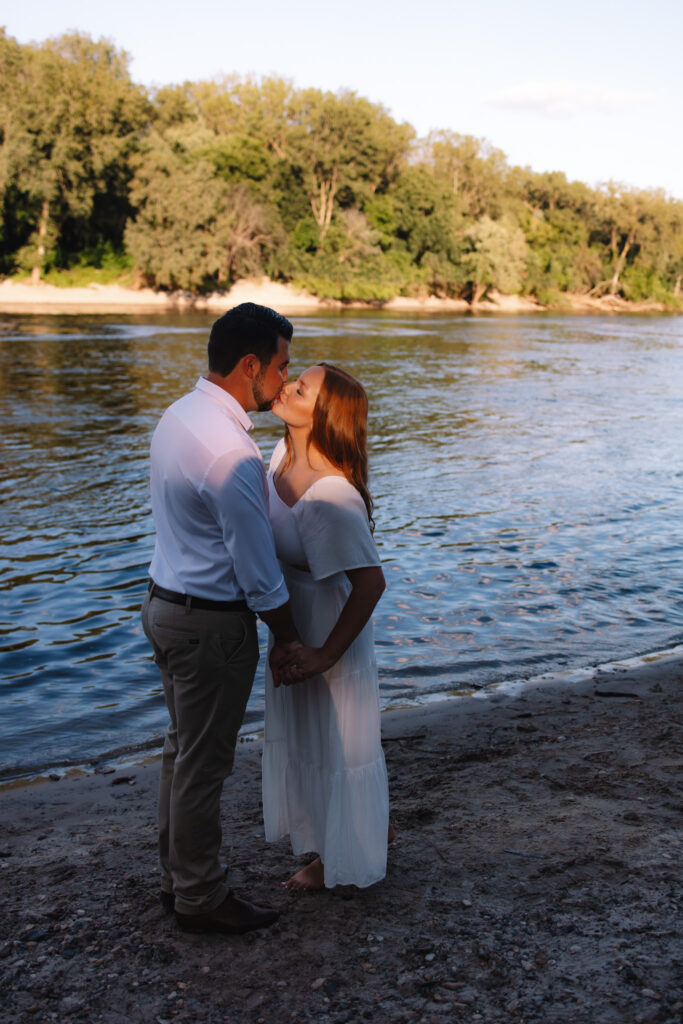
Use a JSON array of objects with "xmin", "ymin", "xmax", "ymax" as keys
[{"xmin": 141, "ymin": 302, "xmax": 301, "ymax": 935}]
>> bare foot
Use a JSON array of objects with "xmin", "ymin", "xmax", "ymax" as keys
[
  {"xmin": 283, "ymin": 829, "xmax": 394, "ymax": 890},
  {"xmin": 283, "ymin": 856, "xmax": 325, "ymax": 890}
]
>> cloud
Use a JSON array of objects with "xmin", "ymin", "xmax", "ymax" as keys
[{"xmin": 487, "ymin": 80, "xmax": 658, "ymax": 119}]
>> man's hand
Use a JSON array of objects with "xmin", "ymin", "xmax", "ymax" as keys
[{"xmin": 269, "ymin": 641, "xmax": 304, "ymax": 688}]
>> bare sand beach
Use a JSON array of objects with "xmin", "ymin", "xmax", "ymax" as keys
[
  {"xmin": 1, "ymin": 653, "xmax": 681, "ymax": 1024},
  {"xmin": 0, "ymin": 278, "xmax": 321, "ymax": 315},
  {"xmin": 0, "ymin": 278, "xmax": 672, "ymax": 315}
]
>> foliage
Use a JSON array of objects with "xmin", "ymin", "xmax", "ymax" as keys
[
  {"xmin": 39, "ymin": 247, "xmax": 134, "ymax": 288},
  {"xmin": 461, "ymin": 216, "xmax": 528, "ymax": 302},
  {"xmin": 1, "ymin": 29, "xmax": 682, "ymax": 305},
  {"xmin": 124, "ymin": 128, "xmax": 282, "ymax": 291},
  {"xmin": 422, "ymin": 131, "xmax": 510, "ymax": 219},
  {"xmin": 0, "ymin": 30, "xmax": 149, "ymax": 281}
]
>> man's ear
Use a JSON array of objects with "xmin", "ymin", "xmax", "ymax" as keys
[{"xmin": 241, "ymin": 354, "xmax": 260, "ymax": 380}]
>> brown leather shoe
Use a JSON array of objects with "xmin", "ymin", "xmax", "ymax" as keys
[{"xmin": 175, "ymin": 891, "xmax": 279, "ymax": 934}]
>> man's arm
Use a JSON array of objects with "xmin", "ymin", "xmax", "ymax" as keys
[
  {"xmin": 204, "ymin": 452, "xmax": 304, "ymax": 681},
  {"xmin": 205, "ymin": 451, "xmax": 289, "ymax": 608},
  {"xmin": 258, "ymin": 602, "xmax": 299, "ymax": 644}
]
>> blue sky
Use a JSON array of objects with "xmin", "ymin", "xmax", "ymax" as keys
[{"xmin": 4, "ymin": 0, "xmax": 682, "ymax": 198}]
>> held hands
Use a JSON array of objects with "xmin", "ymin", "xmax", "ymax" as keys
[
  {"xmin": 269, "ymin": 641, "xmax": 302, "ymax": 688},
  {"xmin": 269, "ymin": 641, "xmax": 334, "ymax": 687}
]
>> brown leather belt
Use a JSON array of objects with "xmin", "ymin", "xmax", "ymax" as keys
[{"xmin": 148, "ymin": 580, "xmax": 249, "ymax": 613}]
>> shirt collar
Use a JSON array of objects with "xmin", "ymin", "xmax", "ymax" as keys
[{"xmin": 195, "ymin": 377, "xmax": 254, "ymax": 433}]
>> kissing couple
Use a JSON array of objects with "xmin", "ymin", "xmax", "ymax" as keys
[{"xmin": 141, "ymin": 302, "xmax": 392, "ymax": 934}]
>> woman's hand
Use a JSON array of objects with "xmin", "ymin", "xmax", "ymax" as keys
[
  {"xmin": 271, "ymin": 565, "xmax": 386, "ymax": 686},
  {"xmin": 272, "ymin": 643, "xmax": 333, "ymax": 685},
  {"xmin": 285, "ymin": 645, "xmax": 334, "ymax": 681}
]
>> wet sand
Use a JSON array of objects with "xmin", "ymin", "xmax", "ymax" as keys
[{"xmin": 1, "ymin": 655, "xmax": 681, "ymax": 1024}]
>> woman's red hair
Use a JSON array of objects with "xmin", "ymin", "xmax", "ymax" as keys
[{"xmin": 283, "ymin": 363, "xmax": 374, "ymax": 527}]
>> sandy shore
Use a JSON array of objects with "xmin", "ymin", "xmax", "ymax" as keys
[
  {"xmin": 0, "ymin": 278, "xmax": 674, "ymax": 315},
  {"xmin": 0, "ymin": 278, "xmax": 318, "ymax": 315},
  {"xmin": 1, "ymin": 654, "xmax": 681, "ymax": 1024}
]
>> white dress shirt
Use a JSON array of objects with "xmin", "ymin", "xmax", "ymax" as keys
[{"xmin": 148, "ymin": 377, "xmax": 288, "ymax": 613}]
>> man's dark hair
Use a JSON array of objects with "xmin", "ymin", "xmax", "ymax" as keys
[{"xmin": 208, "ymin": 303, "xmax": 293, "ymax": 376}]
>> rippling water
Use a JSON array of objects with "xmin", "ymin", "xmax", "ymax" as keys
[{"xmin": 1, "ymin": 311, "xmax": 682, "ymax": 779}]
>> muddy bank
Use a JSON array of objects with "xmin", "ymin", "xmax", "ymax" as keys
[{"xmin": 1, "ymin": 656, "xmax": 681, "ymax": 1024}]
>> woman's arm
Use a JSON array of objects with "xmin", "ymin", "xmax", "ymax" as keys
[{"xmin": 272, "ymin": 565, "xmax": 385, "ymax": 686}]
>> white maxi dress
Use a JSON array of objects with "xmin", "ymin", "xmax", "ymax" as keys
[{"xmin": 262, "ymin": 440, "xmax": 389, "ymax": 888}]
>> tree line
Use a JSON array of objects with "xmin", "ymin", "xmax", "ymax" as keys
[{"xmin": 1, "ymin": 30, "xmax": 682, "ymax": 306}]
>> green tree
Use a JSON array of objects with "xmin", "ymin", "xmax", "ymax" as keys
[
  {"xmin": 191, "ymin": 75, "xmax": 298, "ymax": 162},
  {"xmin": 0, "ymin": 32, "xmax": 149, "ymax": 280},
  {"xmin": 151, "ymin": 84, "xmax": 199, "ymax": 131},
  {"xmin": 391, "ymin": 166, "xmax": 461, "ymax": 264},
  {"xmin": 125, "ymin": 132, "xmax": 226, "ymax": 290},
  {"xmin": 589, "ymin": 184, "xmax": 664, "ymax": 297},
  {"xmin": 125, "ymin": 129, "xmax": 280, "ymax": 290},
  {"xmin": 664, "ymin": 205, "xmax": 683, "ymax": 298},
  {"xmin": 423, "ymin": 131, "xmax": 510, "ymax": 218},
  {"xmin": 614, "ymin": 191, "xmax": 683, "ymax": 303},
  {"xmin": 287, "ymin": 89, "xmax": 412, "ymax": 239},
  {"xmin": 221, "ymin": 184, "xmax": 285, "ymax": 282},
  {"xmin": 462, "ymin": 216, "xmax": 528, "ymax": 303},
  {"xmin": 178, "ymin": 75, "xmax": 310, "ymax": 248}
]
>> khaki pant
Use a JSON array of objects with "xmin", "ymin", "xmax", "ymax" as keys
[{"xmin": 141, "ymin": 592, "xmax": 259, "ymax": 915}]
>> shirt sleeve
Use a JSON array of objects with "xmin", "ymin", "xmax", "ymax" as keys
[
  {"xmin": 202, "ymin": 450, "xmax": 289, "ymax": 613},
  {"xmin": 295, "ymin": 477, "xmax": 381, "ymax": 581}
]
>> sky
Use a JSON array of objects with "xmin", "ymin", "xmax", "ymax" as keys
[{"xmin": 4, "ymin": 0, "xmax": 683, "ymax": 199}]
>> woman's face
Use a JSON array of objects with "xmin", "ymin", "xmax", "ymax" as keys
[{"xmin": 271, "ymin": 364, "xmax": 325, "ymax": 429}]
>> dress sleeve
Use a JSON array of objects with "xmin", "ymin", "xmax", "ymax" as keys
[
  {"xmin": 268, "ymin": 437, "xmax": 288, "ymax": 474},
  {"xmin": 295, "ymin": 477, "xmax": 381, "ymax": 581}
]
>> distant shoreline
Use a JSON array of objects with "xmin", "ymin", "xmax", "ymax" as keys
[{"xmin": 0, "ymin": 277, "xmax": 677, "ymax": 315}]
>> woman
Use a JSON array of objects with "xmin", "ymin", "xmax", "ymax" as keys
[{"xmin": 262, "ymin": 363, "xmax": 391, "ymax": 890}]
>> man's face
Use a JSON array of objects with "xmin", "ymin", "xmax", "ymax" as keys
[{"xmin": 252, "ymin": 335, "xmax": 290, "ymax": 412}]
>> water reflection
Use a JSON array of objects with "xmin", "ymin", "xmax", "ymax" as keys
[{"xmin": 1, "ymin": 311, "xmax": 683, "ymax": 778}]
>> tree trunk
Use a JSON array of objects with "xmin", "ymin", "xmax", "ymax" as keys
[
  {"xmin": 31, "ymin": 198, "xmax": 50, "ymax": 285},
  {"xmin": 610, "ymin": 225, "xmax": 618, "ymax": 262},
  {"xmin": 609, "ymin": 234, "xmax": 632, "ymax": 295},
  {"xmin": 674, "ymin": 274, "xmax": 681, "ymax": 298},
  {"xmin": 471, "ymin": 282, "xmax": 486, "ymax": 305},
  {"xmin": 310, "ymin": 168, "xmax": 338, "ymax": 240}
]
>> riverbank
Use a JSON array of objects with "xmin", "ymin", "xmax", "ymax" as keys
[
  {"xmin": 1, "ymin": 654, "xmax": 681, "ymax": 1024},
  {"xmin": 0, "ymin": 277, "xmax": 676, "ymax": 315}
]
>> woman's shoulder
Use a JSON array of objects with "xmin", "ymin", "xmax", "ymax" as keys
[
  {"xmin": 296, "ymin": 473, "xmax": 379, "ymax": 576},
  {"xmin": 305, "ymin": 473, "xmax": 362, "ymax": 500},
  {"xmin": 299, "ymin": 474, "xmax": 368, "ymax": 518}
]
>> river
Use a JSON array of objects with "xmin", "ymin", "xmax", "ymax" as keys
[{"xmin": 1, "ymin": 310, "xmax": 682, "ymax": 779}]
